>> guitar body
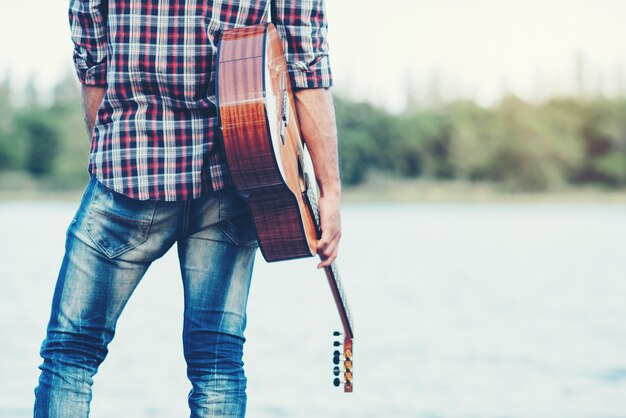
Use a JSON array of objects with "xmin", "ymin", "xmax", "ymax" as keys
[
  {"xmin": 217, "ymin": 23, "xmax": 354, "ymax": 392},
  {"xmin": 217, "ymin": 24, "xmax": 317, "ymax": 262}
]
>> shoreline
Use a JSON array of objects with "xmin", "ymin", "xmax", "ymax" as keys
[
  {"xmin": 2, "ymin": 179, "xmax": 626, "ymax": 204},
  {"xmin": 341, "ymin": 179, "xmax": 626, "ymax": 203}
]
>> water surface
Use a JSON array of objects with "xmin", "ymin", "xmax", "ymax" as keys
[{"xmin": 1, "ymin": 202, "xmax": 625, "ymax": 417}]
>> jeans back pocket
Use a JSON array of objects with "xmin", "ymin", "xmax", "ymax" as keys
[{"xmin": 86, "ymin": 182, "xmax": 157, "ymax": 259}]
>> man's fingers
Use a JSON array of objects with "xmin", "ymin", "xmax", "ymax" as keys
[
  {"xmin": 317, "ymin": 245, "xmax": 338, "ymax": 268},
  {"xmin": 315, "ymin": 194, "xmax": 342, "ymax": 269},
  {"xmin": 316, "ymin": 229, "xmax": 340, "ymax": 268},
  {"xmin": 317, "ymin": 228, "xmax": 339, "ymax": 252},
  {"xmin": 319, "ymin": 239, "xmax": 338, "ymax": 259}
]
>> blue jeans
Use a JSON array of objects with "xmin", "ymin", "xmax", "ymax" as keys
[{"xmin": 34, "ymin": 176, "xmax": 258, "ymax": 417}]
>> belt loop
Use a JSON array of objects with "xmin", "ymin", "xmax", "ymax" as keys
[{"xmin": 181, "ymin": 199, "xmax": 192, "ymax": 237}]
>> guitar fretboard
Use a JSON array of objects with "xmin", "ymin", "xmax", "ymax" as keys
[
  {"xmin": 326, "ymin": 260, "xmax": 354, "ymax": 338},
  {"xmin": 299, "ymin": 150, "xmax": 354, "ymax": 338}
]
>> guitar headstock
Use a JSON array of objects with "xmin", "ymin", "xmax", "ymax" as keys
[{"xmin": 332, "ymin": 331, "xmax": 353, "ymax": 392}]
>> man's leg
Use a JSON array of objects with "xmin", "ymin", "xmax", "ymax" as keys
[
  {"xmin": 34, "ymin": 177, "xmax": 179, "ymax": 417},
  {"xmin": 178, "ymin": 190, "xmax": 258, "ymax": 418}
]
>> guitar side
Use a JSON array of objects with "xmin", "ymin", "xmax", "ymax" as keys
[{"xmin": 217, "ymin": 24, "xmax": 318, "ymax": 261}]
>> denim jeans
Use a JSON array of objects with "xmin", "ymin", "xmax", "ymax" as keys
[{"xmin": 34, "ymin": 176, "xmax": 258, "ymax": 417}]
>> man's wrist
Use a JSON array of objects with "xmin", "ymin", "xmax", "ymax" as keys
[{"xmin": 319, "ymin": 183, "xmax": 342, "ymax": 199}]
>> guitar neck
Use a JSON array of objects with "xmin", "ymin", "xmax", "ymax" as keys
[
  {"xmin": 301, "ymin": 141, "xmax": 354, "ymax": 391},
  {"xmin": 323, "ymin": 261, "xmax": 354, "ymax": 339},
  {"xmin": 303, "ymin": 149, "xmax": 353, "ymax": 338}
]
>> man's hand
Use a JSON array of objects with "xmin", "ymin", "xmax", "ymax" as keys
[
  {"xmin": 316, "ymin": 194, "xmax": 341, "ymax": 268},
  {"xmin": 293, "ymin": 88, "xmax": 342, "ymax": 269},
  {"xmin": 81, "ymin": 85, "xmax": 106, "ymax": 137}
]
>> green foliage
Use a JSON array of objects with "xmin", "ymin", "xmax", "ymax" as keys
[
  {"xmin": 0, "ymin": 79, "xmax": 17, "ymax": 170},
  {"xmin": 446, "ymin": 100, "xmax": 498, "ymax": 181},
  {"xmin": 576, "ymin": 98, "xmax": 626, "ymax": 185},
  {"xmin": 478, "ymin": 96, "xmax": 585, "ymax": 190},
  {"xmin": 0, "ymin": 74, "xmax": 90, "ymax": 189},
  {"xmin": 13, "ymin": 110, "xmax": 60, "ymax": 176},
  {"xmin": 334, "ymin": 98, "xmax": 387, "ymax": 184},
  {"xmin": 397, "ymin": 110, "xmax": 451, "ymax": 179},
  {"xmin": 47, "ymin": 75, "xmax": 91, "ymax": 188}
]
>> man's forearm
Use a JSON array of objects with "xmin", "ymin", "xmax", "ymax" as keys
[
  {"xmin": 294, "ymin": 88, "xmax": 341, "ymax": 198},
  {"xmin": 81, "ymin": 85, "xmax": 106, "ymax": 136},
  {"xmin": 294, "ymin": 88, "xmax": 341, "ymax": 267}
]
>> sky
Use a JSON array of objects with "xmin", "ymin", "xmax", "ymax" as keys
[{"xmin": 1, "ymin": 0, "xmax": 625, "ymax": 111}]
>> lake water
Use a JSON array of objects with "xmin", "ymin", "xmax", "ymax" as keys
[{"xmin": 1, "ymin": 201, "xmax": 626, "ymax": 418}]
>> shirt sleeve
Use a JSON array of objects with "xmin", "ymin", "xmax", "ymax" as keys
[
  {"xmin": 271, "ymin": 0, "xmax": 333, "ymax": 89},
  {"xmin": 69, "ymin": 0, "xmax": 109, "ymax": 86}
]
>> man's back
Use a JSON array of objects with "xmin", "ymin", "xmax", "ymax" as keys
[{"xmin": 70, "ymin": 0, "xmax": 332, "ymax": 200}]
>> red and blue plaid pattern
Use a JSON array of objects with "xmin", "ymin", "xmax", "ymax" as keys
[{"xmin": 70, "ymin": 0, "xmax": 332, "ymax": 201}]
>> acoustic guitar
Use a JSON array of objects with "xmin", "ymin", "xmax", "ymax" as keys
[{"xmin": 216, "ymin": 23, "xmax": 354, "ymax": 392}]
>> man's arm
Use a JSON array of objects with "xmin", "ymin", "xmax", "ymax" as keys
[
  {"xmin": 294, "ymin": 88, "xmax": 341, "ymax": 268},
  {"xmin": 271, "ymin": 0, "xmax": 340, "ymax": 267},
  {"xmin": 70, "ymin": 0, "xmax": 108, "ymax": 136},
  {"xmin": 82, "ymin": 86, "xmax": 106, "ymax": 136},
  {"xmin": 70, "ymin": 0, "xmax": 109, "ymax": 136}
]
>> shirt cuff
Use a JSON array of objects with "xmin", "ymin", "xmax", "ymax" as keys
[
  {"xmin": 288, "ymin": 55, "xmax": 333, "ymax": 89},
  {"xmin": 73, "ymin": 48, "xmax": 108, "ymax": 86}
]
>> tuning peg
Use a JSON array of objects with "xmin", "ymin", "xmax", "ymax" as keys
[
  {"xmin": 334, "ymin": 365, "xmax": 352, "ymax": 374},
  {"xmin": 330, "ymin": 347, "xmax": 354, "ymax": 392},
  {"xmin": 333, "ymin": 341, "xmax": 342, "ymax": 347},
  {"xmin": 333, "ymin": 331, "xmax": 342, "ymax": 337},
  {"xmin": 333, "ymin": 377, "xmax": 353, "ymax": 388}
]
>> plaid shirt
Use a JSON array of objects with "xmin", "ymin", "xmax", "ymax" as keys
[{"xmin": 70, "ymin": 0, "xmax": 332, "ymax": 201}]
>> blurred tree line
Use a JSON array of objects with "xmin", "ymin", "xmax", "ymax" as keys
[
  {"xmin": 336, "ymin": 95, "xmax": 626, "ymax": 191},
  {"xmin": 0, "ymin": 75, "xmax": 625, "ymax": 192}
]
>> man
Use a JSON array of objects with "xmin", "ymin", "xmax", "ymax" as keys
[{"xmin": 34, "ymin": 0, "xmax": 341, "ymax": 416}]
